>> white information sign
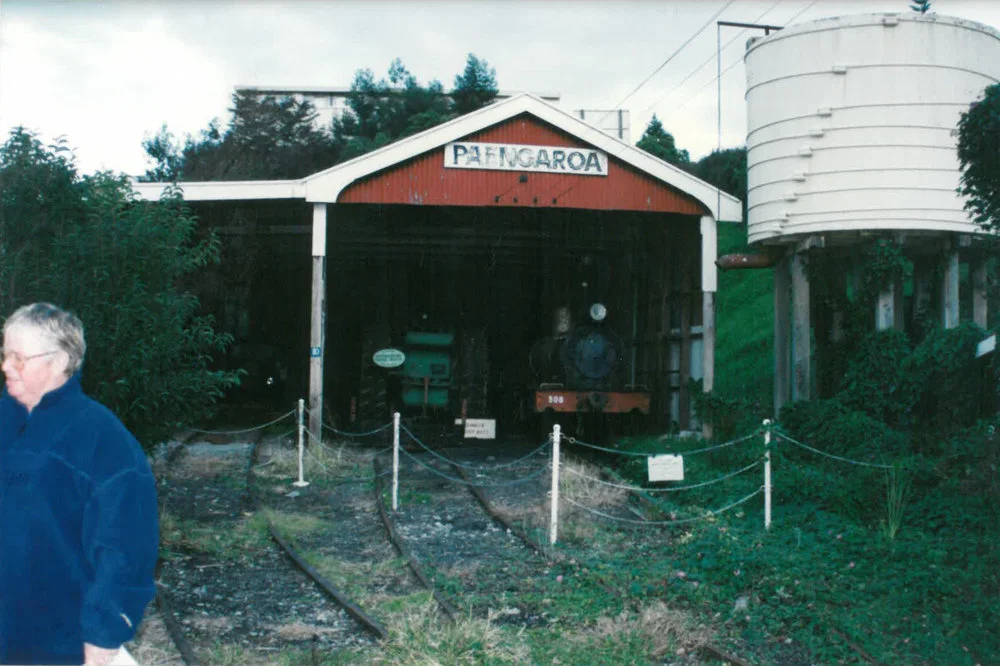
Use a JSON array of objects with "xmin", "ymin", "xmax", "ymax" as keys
[
  {"xmin": 647, "ymin": 454, "xmax": 684, "ymax": 482},
  {"xmin": 444, "ymin": 142, "xmax": 608, "ymax": 177},
  {"xmin": 372, "ymin": 348, "xmax": 406, "ymax": 368},
  {"xmin": 463, "ymin": 418, "xmax": 497, "ymax": 440},
  {"xmin": 976, "ymin": 334, "xmax": 996, "ymax": 358}
]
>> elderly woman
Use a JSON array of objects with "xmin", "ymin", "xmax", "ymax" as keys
[{"xmin": 0, "ymin": 303, "xmax": 158, "ymax": 665}]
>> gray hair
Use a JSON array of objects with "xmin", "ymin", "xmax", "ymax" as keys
[{"xmin": 3, "ymin": 303, "xmax": 86, "ymax": 376}]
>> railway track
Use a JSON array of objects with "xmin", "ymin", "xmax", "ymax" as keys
[
  {"xmin": 376, "ymin": 430, "xmax": 589, "ymax": 629},
  {"xmin": 153, "ymin": 428, "xmax": 379, "ymax": 664},
  {"xmin": 140, "ymin": 418, "xmax": 782, "ymax": 665}
]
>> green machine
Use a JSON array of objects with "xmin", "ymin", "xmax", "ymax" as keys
[{"xmin": 400, "ymin": 331, "xmax": 454, "ymax": 410}]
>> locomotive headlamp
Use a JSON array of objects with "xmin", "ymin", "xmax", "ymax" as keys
[{"xmin": 589, "ymin": 302, "xmax": 607, "ymax": 322}]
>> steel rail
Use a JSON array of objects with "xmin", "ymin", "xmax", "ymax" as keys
[
  {"xmin": 450, "ymin": 459, "xmax": 625, "ymax": 599},
  {"xmin": 246, "ymin": 438, "xmax": 390, "ymax": 641},
  {"xmin": 372, "ymin": 458, "xmax": 461, "ymax": 621},
  {"xmin": 154, "ymin": 587, "xmax": 203, "ymax": 666},
  {"xmin": 452, "ymin": 463, "xmax": 550, "ymax": 560}
]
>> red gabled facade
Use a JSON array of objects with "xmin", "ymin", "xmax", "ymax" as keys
[{"xmin": 337, "ymin": 114, "xmax": 708, "ymax": 216}]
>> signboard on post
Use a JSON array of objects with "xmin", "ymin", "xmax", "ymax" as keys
[
  {"xmin": 647, "ymin": 454, "xmax": 684, "ymax": 482},
  {"xmin": 373, "ymin": 348, "xmax": 406, "ymax": 368},
  {"xmin": 463, "ymin": 419, "xmax": 496, "ymax": 440}
]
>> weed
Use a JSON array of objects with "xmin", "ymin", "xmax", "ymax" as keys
[
  {"xmin": 161, "ymin": 512, "xmax": 270, "ymax": 559},
  {"xmin": 881, "ymin": 461, "xmax": 913, "ymax": 540},
  {"xmin": 257, "ymin": 439, "xmax": 375, "ymax": 487},
  {"xmin": 376, "ymin": 599, "xmax": 530, "ymax": 665},
  {"xmin": 265, "ymin": 508, "xmax": 327, "ymax": 538},
  {"xmin": 206, "ymin": 642, "xmax": 260, "ymax": 666},
  {"xmin": 559, "ymin": 459, "xmax": 628, "ymax": 508}
]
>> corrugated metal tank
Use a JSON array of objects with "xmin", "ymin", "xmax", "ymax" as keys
[{"xmin": 744, "ymin": 13, "xmax": 1000, "ymax": 246}]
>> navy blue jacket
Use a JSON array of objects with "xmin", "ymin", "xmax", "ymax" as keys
[{"xmin": 0, "ymin": 375, "xmax": 158, "ymax": 665}]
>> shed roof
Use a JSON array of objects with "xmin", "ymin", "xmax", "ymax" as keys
[{"xmin": 133, "ymin": 94, "xmax": 742, "ymax": 222}]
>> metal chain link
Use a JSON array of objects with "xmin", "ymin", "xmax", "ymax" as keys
[
  {"xmin": 322, "ymin": 421, "xmax": 392, "ymax": 438},
  {"xmin": 303, "ymin": 447, "xmax": 384, "ymax": 483},
  {"xmin": 401, "ymin": 425, "xmax": 550, "ymax": 471},
  {"xmin": 774, "ymin": 431, "xmax": 892, "ymax": 469},
  {"xmin": 562, "ymin": 487, "xmax": 764, "ymax": 526},
  {"xmin": 567, "ymin": 429, "xmax": 760, "ymax": 457},
  {"xmin": 300, "ymin": 407, "xmax": 393, "ymax": 438},
  {"xmin": 561, "ymin": 458, "xmax": 764, "ymax": 493},
  {"xmin": 266, "ymin": 427, "xmax": 298, "ymax": 442},
  {"xmin": 187, "ymin": 409, "xmax": 296, "ymax": 435},
  {"xmin": 397, "ymin": 446, "xmax": 549, "ymax": 487}
]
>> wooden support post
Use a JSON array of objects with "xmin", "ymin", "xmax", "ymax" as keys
[
  {"xmin": 894, "ymin": 280, "xmax": 905, "ymax": 331},
  {"xmin": 942, "ymin": 246, "xmax": 960, "ymax": 329},
  {"xmin": 973, "ymin": 255, "xmax": 988, "ymax": 329},
  {"xmin": 678, "ymin": 250, "xmax": 692, "ymax": 431},
  {"xmin": 653, "ymin": 230, "xmax": 672, "ymax": 425},
  {"xmin": 912, "ymin": 257, "xmax": 933, "ymax": 331},
  {"xmin": 309, "ymin": 203, "xmax": 328, "ymax": 443},
  {"xmin": 773, "ymin": 255, "xmax": 791, "ymax": 416},
  {"xmin": 700, "ymin": 216, "xmax": 717, "ymax": 438},
  {"xmin": 876, "ymin": 284, "xmax": 896, "ymax": 331},
  {"xmin": 791, "ymin": 252, "xmax": 811, "ymax": 402}
]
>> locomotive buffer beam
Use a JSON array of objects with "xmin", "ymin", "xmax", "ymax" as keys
[{"xmin": 535, "ymin": 389, "xmax": 650, "ymax": 414}]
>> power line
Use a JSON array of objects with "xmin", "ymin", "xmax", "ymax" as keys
[
  {"xmin": 661, "ymin": 0, "xmax": 821, "ymax": 122},
  {"xmin": 641, "ymin": 0, "xmax": 784, "ymax": 116},
  {"xmin": 610, "ymin": 0, "xmax": 737, "ymax": 112}
]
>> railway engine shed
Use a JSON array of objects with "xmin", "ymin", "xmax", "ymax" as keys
[{"xmin": 135, "ymin": 94, "xmax": 741, "ymax": 440}]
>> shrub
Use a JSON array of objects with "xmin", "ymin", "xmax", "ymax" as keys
[
  {"xmin": 900, "ymin": 322, "xmax": 990, "ymax": 437},
  {"xmin": 0, "ymin": 128, "xmax": 240, "ymax": 447},
  {"xmin": 835, "ymin": 329, "xmax": 913, "ymax": 426}
]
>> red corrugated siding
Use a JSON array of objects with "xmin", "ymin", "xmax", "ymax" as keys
[{"xmin": 337, "ymin": 114, "xmax": 707, "ymax": 215}]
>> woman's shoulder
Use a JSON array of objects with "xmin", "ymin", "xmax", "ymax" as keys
[{"xmin": 66, "ymin": 396, "xmax": 148, "ymax": 477}]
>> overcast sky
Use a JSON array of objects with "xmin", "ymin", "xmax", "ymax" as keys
[{"xmin": 2, "ymin": 0, "xmax": 999, "ymax": 176}]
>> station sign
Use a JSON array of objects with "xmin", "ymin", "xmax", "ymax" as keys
[
  {"xmin": 463, "ymin": 418, "xmax": 496, "ymax": 440},
  {"xmin": 373, "ymin": 348, "xmax": 406, "ymax": 368},
  {"xmin": 444, "ymin": 141, "xmax": 608, "ymax": 177},
  {"xmin": 647, "ymin": 454, "xmax": 684, "ymax": 482}
]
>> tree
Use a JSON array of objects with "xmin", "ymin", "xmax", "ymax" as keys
[
  {"xmin": 693, "ymin": 147, "xmax": 748, "ymax": 221},
  {"xmin": 636, "ymin": 115, "xmax": 690, "ymax": 167},
  {"xmin": 451, "ymin": 53, "xmax": 499, "ymax": 116},
  {"xmin": 957, "ymin": 84, "xmax": 1000, "ymax": 233},
  {"xmin": 332, "ymin": 58, "xmax": 454, "ymax": 162},
  {"xmin": 910, "ymin": 0, "xmax": 931, "ymax": 13},
  {"xmin": 145, "ymin": 56, "xmax": 493, "ymax": 181},
  {"xmin": 142, "ymin": 92, "xmax": 341, "ymax": 182},
  {"xmin": 1, "ymin": 127, "xmax": 240, "ymax": 447}
]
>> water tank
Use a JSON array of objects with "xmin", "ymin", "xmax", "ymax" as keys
[{"xmin": 745, "ymin": 13, "xmax": 1000, "ymax": 245}]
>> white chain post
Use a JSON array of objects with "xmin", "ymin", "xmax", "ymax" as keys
[
  {"xmin": 549, "ymin": 424, "xmax": 561, "ymax": 546},
  {"xmin": 294, "ymin": 399, "xmax": 309, "ymax": 487},
  {"xmin": 763, "ymin": 419, "xmax": 772, "ymax": 530},
  {"xmin": 392, "ymin": 412, "xmax": 401, "ymax": 511}
]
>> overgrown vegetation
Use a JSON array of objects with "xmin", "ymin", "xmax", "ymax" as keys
[
  {"xmin": 0, "ymin": 128, "xmax": 240, "ymax": 447},
  {"xmin": 676, "ymin": 218, "xmax": 998, "ymax": 662}
]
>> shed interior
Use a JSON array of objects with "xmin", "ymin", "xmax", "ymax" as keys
[{"xmin": 189, "ymin": 200, "xmax": 705, "ymax": 432}]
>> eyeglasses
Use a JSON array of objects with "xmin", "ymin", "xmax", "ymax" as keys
[{"xmin": 0, "ymin": 349, "xmax": 58, "ymax": 371}]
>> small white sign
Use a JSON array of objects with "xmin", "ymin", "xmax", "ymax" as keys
[
  {"xmin": 444, "ymin": 142, "xmax": 608, "ymax": 176},
  {"xmin": 647, "ymin": 454, "xmax": 684, "ymax": 482},
  {"xmin": 976, "ymin": 334, "xmax": 996, "ymax": 358},
  {"xmin": 373, "ymin": 348, "xmax": 406, "ymax": 368},
  {"xmin": 463, "ymin": 418, "xmax": 496, "ymax": 440}
]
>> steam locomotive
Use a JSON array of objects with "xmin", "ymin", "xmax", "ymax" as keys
[{"xmin": 529, "ymin": 302, "xmax": 650, "ymax": 421}]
